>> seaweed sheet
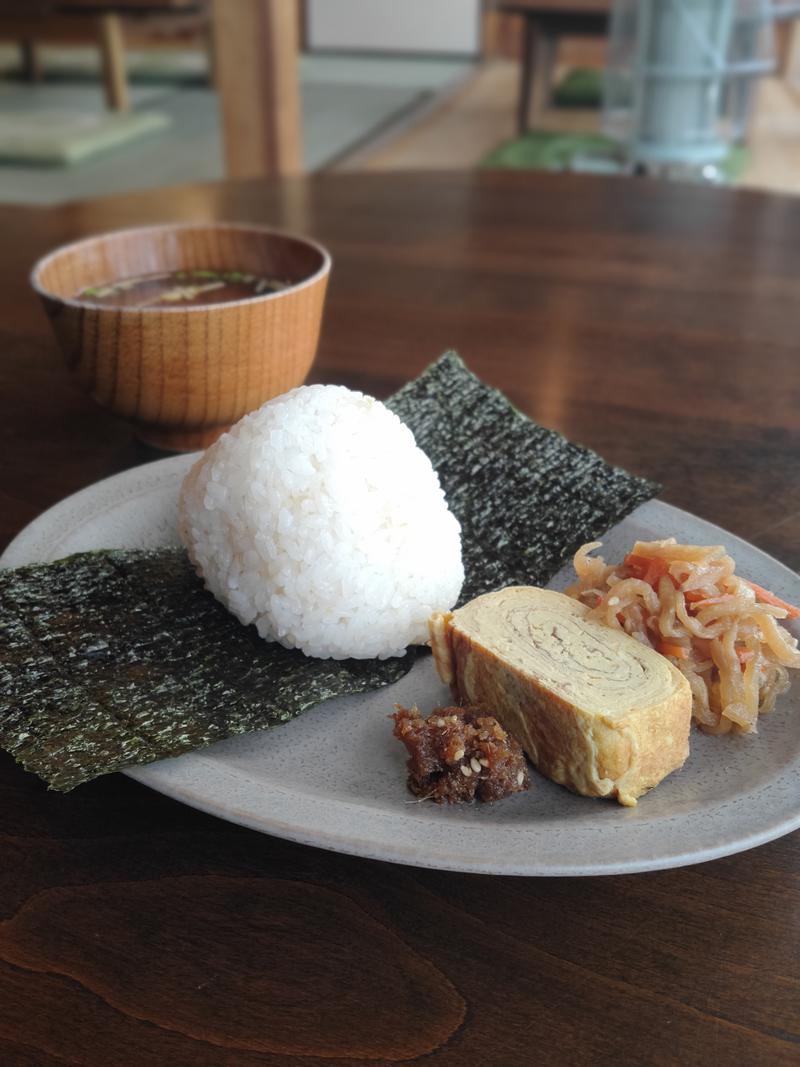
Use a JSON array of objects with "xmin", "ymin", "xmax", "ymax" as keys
[
  {"xmin": 0, "ymin": 550, "xmax": 417, "ymax": 791},
  {"xmin": 388, "ymin": 352, "xmax": 659, "ymax": 605},
  {"xmin": 0, "ymin": 352, "xmax": 658, "ymax": 790}
]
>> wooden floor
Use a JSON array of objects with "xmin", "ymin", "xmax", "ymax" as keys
[
  {"xmin": 340, "ymin": 60, "xmax": 519, "ymax": 172},
  {"xmin": 341, "ymin": 58, "xmax": 800, "ymax": 198}
]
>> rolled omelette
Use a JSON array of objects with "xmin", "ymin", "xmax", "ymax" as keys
[{"xmin": 429, "ymin": 587, "xmax": 692, "ymax": 806}]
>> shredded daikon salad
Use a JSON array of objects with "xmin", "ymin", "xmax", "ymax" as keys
[{"xmin": 567, "ymin": 539, "xmax": 800, "ymax": 735}]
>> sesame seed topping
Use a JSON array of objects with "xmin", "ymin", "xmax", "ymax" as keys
[
  {"xmin": 516, "ymin": 771, "xmax": 524, "ymax": 786},
  {"xmin": 460, "ymin": 764, "xmax": 472, "ymax": 777},
  {"xmin": 453, "ymin": 747, "xmax": 465, "ymax": 761},
  {"xmin": 479, "ymin": 758, "xmax": 489, "ymax": 767},
  {"xmin": 470, "ymin": 757, "xmax": 482, "ymax": 773},
  {"xmin": 434, "ymin": 718, "xmax": 445, "ymax": 727}
]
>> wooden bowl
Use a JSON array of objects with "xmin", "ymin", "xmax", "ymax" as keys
[{"xmin": 31, "ymin": 222, "xmax": 331, "ymax": 451}]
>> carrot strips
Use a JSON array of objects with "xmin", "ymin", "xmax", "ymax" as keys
[
  {"xmin": 657, "ymin": 641, "xmax": 689, "ymax": 659},
  {"xmin": 624, "ymin": 554, "xmax": 675, "ymax": 589},
  {"xmin": 742, "ymin": 579, "xmax": 800, "ymax": 619}
]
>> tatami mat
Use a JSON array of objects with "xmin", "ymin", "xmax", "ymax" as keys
[{"xmin": 0, "ymin": 50, "xmax": 471, "ymax": 204}]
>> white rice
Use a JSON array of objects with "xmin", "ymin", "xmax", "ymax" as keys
[{"xmin": 178, "ymin": 384, "xmax": 464, "ymax": 659}]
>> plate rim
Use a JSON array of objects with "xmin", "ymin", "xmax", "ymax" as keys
[{"xmin": 3, "ymin": 457, "xmax": 800, "ymax": 876}]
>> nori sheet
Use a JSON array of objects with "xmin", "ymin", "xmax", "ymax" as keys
[
  {"xmin": 0, "ymin": 549, "xmax": 418, "ymax": 791},
  {"xmin": 388, "ymin": 352, "xmax": 659, "ymax": 605},
  {"xmin": 0, "ymin": 351, "xmax": 658, "ymax": 790}
]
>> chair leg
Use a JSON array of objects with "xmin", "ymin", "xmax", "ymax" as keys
[{"xmin": 98, "ymin": 13, "xmax": 130, "ymax": 112}]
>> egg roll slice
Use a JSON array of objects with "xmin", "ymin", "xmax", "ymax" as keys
[{"xmin": 429, "ymin": 587, "xmax": 692, "ymax": 806}]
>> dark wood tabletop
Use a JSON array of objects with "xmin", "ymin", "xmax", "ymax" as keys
[{"xmin": 1, "ymin": 171, "xmax": 799, "ymax": 1066}]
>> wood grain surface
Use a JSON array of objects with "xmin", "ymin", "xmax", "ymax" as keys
[{"xmin": 1, "ymin": 171, "xmax": 799, "ymax": 1066}]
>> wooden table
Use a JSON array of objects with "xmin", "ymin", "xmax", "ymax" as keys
[
  {"xmin": 0, "ymin": 0, "xmax": 206, "ymax": 112},
  {"xmin": 0, "ymin": 0, "xmax": 303, "ymax": 178},
  {"xmin": 493, "ymin": 0, "xmax": 612, "ymax": 130},
  {"xmin": 1, "ymin": 171, "xmax": 799, "ymax": 1065}
]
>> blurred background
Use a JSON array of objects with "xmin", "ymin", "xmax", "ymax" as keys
[{"xmin": 0, "ymin": 0, "xmax": 799, "ymax": 204}]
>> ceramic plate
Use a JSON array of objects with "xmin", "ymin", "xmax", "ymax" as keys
[{"xmin": 3, "ymin": 455, "xmax": 800, "ymax": 876}]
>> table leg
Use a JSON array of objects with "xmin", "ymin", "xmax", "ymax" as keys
[
  {"xmin": 532, "ymin": 30, "xmax": 557, "ymax": 119},
  {"xmin": 518, "ymin": 16, "xmax": 557, "ymax": 134},
  {"xmin": 98, "ymin": 13, "xmax": 130, "ymax": 112},
  {"xmin": 211, "ymin": 0, "xmax": 303, "ymax": 179},
  {"xmin": 780, "ymin": 17, "xmax": 800, "ymax": 85},
  {"xmin": 205, "ymin": 19, "xmax": 217, "ymax": 89},
  {"xmin": 19, "ymin": 39, "xmax": 42, "ymax": 83},
  {"xmin": 518, "ymin": 16, "xmax": 536, "ymax": 133}
]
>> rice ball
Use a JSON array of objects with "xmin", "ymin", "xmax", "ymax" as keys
[{"xmin": 179, "ymin": 384, "xmax": 464, "ymax": 660}]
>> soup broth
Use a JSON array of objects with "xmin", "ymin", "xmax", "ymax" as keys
[{"xmin": 79, "ymin": 269, "xmax": 289, "ymax": 309}]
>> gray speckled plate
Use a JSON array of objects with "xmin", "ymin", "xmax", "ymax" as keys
[{"xmin": 3, "ymin": 455, "xmax": 800, "ymax": 876}]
